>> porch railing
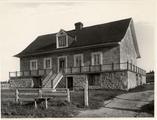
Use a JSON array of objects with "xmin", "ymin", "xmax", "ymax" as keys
[
  {"xmin": 65, "ymin": 62, "xmax": 146, "ymax": 75},
  {"xmin": 9, "ymin": 62, "xmax": 146, "ymax": 78},
  {"xmin": 9, "ymin": 69, "xmax": 53, "ymax": 78}
]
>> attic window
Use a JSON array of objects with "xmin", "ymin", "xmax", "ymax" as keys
[
  {"xmin": 58, "ymin": 36, "xmax": 67, "ymax": 47},
  {"xmin": 56, "ymin": 30, "xmax": 68, "ymax": 48}
]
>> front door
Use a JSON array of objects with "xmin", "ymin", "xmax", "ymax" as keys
[
  {"xmin": 58, "ymin": 56, "xmax": 66, "ymax": 72},
  {"xmin": 67, "ymin": 77, "xmax": 73, "ymax": 90}
]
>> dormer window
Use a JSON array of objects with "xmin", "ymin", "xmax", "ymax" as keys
[
  {"xmin": 58, "ymin": 36, "xmax": 67, "ymax": 47},
  {"xmin": 56, "ymin": 29, "xmax": 68, "ymax": 48}
]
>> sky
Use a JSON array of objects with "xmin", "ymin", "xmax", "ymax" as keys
[{"xmin": 0, "ymin": 0, "xmax": 156, "ymax": 81}]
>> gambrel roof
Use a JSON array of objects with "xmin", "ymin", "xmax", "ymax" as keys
[{"xmin": 15, "ymin": 18, "xmax": 140, "ymax": 58}]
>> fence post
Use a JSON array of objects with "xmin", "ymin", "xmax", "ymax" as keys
[
  {"xmin": 67, "ymin": 88, "xmax": 70, "ymax": 102},
  {"xmin": 15, "ymin": 89, "xmax": 19, "ymax": 103},
  {"xmin": 84, "ymin": 75, "xmax": 89, "ymax": 107},
  {"xmin": 39, "ymin": 89, "xmax": 42, "ymax": 98},
  {"xmin": 34, "ymin": 100, "xmax": 37, "ymax": 109},
  {"xmin": 45, "ymin": 98, "xmax": 48, "ymax": 109}
]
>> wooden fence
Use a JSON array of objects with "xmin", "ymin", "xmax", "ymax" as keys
[{"xmin": 1, "ymin": 88, "xmax": 70, "ymax": 109}]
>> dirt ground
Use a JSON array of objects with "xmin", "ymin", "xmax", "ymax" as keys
[{"xmin": 76, "ymin": 90, "xmax": 154, "ymax": 117}]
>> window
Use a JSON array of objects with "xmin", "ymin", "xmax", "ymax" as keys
[
  {"xmin": 74, "ymin": 54, "xmax": 83, "ymax": 67},
  {"xmin": 44, "ymin": 58, "xmax": 52, "ymax": 69},
  {"xmin": 58, "ymin": 36, "xmax": 67, "ymax": 47},
  {"xmin": 56, "ymin": 30, "xmax": 68, "ymax": 48},
  {"xmin": 30, "ymin": 60, "xmax": 38, "ymax": 70},
  {"xmin": 91, "ymin": 52, "xmax": 102, "ymax": 65},
  {"xmin": 88, "ymin": 74, "xmax": 100, "ymax": 86}
]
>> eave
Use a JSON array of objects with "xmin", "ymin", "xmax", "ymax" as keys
[{"xmin": 14, "ymin": 42, "xmax": 119, "ymax": 58}]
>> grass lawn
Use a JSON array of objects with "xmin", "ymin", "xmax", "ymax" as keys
[
  {"xmin": 71, "ymin": 89, "xmax": 126, "ymax": 109},
  {"xmin": 1, "ymin": 100, "xmax": 78, "ymax": 118},
  {"xmin": 1, "ymin": 88, "xmax": 126, "ymax": 118},
  {"xmin": 1, "ymin": 83, "xmax": 154, "ymax": 118}
]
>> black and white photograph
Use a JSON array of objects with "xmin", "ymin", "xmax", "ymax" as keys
[{"xmin": 0, "ymin": 0, "xmax": 155, "ymax": 118}]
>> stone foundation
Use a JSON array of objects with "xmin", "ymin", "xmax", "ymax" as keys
[
  {"xmin": 9, "ymin": 77, "xmax": 34, "ymax": 88},
  {"xmin": 63, "ymin": 70, "xmax": 146, "ymax": 91},
  {"xmin": 101, "ymin": 71, "xmax": 128, "ymax": 90},
  {"xmin": 9, "ymin": 70, "xmax": 146, "ymax": 90},
  {"xmin": 65, "ymin": 71, "xmax": 128, "ymax": 90},
  {"xmin": 73, "ymin": 75, "xmax": 86, "ymax": 89}
]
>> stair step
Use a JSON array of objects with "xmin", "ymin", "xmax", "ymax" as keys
[{"xmin": 42, "ymin": 72, "xmax": 63, "ymax": 89}]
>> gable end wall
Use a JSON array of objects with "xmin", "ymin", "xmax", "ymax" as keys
[{"xmin": 120, "ymin": 25, "xmax": 137, "ymax": 66}]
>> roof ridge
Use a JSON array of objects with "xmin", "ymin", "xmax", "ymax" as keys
[
  {"xmin": 76, "ymin": 18, "xmax": 132, "ymax": 30},
  {"xmin": 37, "ymin": 18, "xmax": 132, "ymax": 37}
]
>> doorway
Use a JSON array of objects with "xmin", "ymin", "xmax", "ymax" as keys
[
  {"xmin": 67, "ymin": 77, "xmax": 73, "ymax": 90},
  {"xmin": 33, "ymin": 77, "xmax": 42, "ymax": 88},
  {"xmin": 58, "ymin": 56, "xmax": 67, "ymax": 72}
]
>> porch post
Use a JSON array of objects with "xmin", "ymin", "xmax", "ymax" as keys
[
  {"xmin": 127, "ymin": 61, "xmax": 129, "ymax": 70},
  {"xmin": 84, "ymin": 75, "xmax": 89, "ymax": 107},
  {"xmin": 112, "ymin": 63, "xmax": 114, "ymax": 70}
]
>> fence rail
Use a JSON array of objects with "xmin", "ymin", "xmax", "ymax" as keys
[{"xmin": 1, "ymin": 88, "xmax": 70, "ymax": 108}]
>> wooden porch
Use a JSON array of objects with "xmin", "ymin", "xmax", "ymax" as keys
[{"xmin": 9, "ymin": 62, "xmax": 146, "ymax": 78}]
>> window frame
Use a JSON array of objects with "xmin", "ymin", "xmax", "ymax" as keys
[
  {"xmin": 91, "ymin": 52, "xmax": 103, "ymax": 65},
  {"xmin": 57, "ymin": 56, "xmax": 67, "ymax": 73},
  {"xmin": 44, "ymin": 57, "xmax": 52, "ymax": 69},
  {"xmin": 74, "ymin": 54, "xmax": 84, "ymax": 67},
  {"xmin": 30, "ymin": 59, "xmax": 38, "ymax": 70},
  {"xmin": 56, "ymin": 30, "xmax": 68, "ymax": 48}
]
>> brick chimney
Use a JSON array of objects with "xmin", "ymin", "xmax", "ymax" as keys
[{"xmin": 75, "ymin": 22, "xmax": 83, "ymax": 30}]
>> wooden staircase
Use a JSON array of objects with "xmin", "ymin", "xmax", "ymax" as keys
[
  {"xmin": 52, "ymin": 72, "xmax": 63, "ymax": 89},
  {"xmin": 42, "ymin": 71, "xmax": 63, "ymax": 89}
]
